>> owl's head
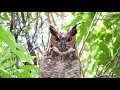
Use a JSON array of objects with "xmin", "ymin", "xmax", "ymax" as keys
[{"xmin": 49, "ymin": 25, "xmax": 77, "ymax": 54}]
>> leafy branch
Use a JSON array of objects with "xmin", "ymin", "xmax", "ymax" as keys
[
  {"xmin": 78, "ymin": 12, "xmax": 102, "ymax": 59},
  {"xmin": 96, "ymin": 47, "xmax": 120, "ymax": 78}
]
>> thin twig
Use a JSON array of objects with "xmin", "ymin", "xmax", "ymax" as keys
[
  {"xmin": 96, "ymin": 74, "xmax": 111, "ymax": 78},
  {"xmin": 34, "ymin": 12, "xmax": 43, "ymax": 54},
  {"xmin": 40, "ymin": 13, "xmax": 45, "ymax": 51},
  {"xmin": 25, "ymin": 12, "xmax": 29, "ymax": 23},
  {"xmin": 34, "ymin": 12, "xmax": 38, "ymax": 38},
  {"xmin": 76, "ymin": 18, "xmax": 120, "ymax": 26},
  {"xmin": 21, "ymin": 12, "xmax": 26, "ymax": 27},
  {"xmin": 103, "ymin": 47, "xmax": 120, "ymax": 74},
  {"xmin": 95, "ymin": 62, "xmax": 100, "ymax": 77},
  {"xmin": 83, "ymin": 58, "xmax": 92, "ymax": 78}
]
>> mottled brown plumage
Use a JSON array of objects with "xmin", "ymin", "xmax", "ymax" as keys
[{"xmin": 38, "ymin": 25, "xmax": 81, "ymax": 78}]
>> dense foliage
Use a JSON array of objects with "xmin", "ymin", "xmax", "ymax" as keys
[{"xmin": 0, "ymin": 12, "xmax": 120, "ymax": 78}]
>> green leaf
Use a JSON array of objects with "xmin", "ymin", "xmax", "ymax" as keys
[
  {"xmin": 109, "ymin": 47, "xmax": 114, "ymax": 59},
  {"xmin": 19, "ymin": 65, "xmax": 39, "ymax": 78},
  {"xmin": 0, "ymin": 69, "xmax": 14, "ymax": 78},
  {"xmin": 23, "ymin": 26, "xmax": 32, "ymax": 33},
  {"xmin": 14, "ymin": 69, "xmax": 32, "ymax": 78},
  {"xmin": 16, "ymin": 43, "xmax": 35, "ymax": 61},
  {"xmin": 98, "ymin": 53, "xmax": 111, "ymax": 65},
  {"xmin": 1, "ymin": 73, "xmax": 13, "ymax": 78},
  {"xmin": 5, "ymin": 29, "xmax": 16, "ymax": 45},
  {"xmin": 98, "ymin": 41, "xmax": 109, "ymax": 54},
  {"xmin": 0, "ymin": 25, "xmax": 16, "ymax": 51},
  {"xmin": 113, "ymin": 35, "xmax": 120, "ymax": 54},
  {"xmin": 20, "ymin": 65, "xmax": 39, "ymax": 74},
  {"xmin": 1, "ymin": 12, "xmax": 9, "ymax": 21},
  {"xmin": 77, "ymin": 31, "xmax": 84, "ymax": 45},
  {"xmin": 16, "ymin": 43, "xmax": 29, "ymax": 52},
  {"xmin": 0, "ymin": 48, "xmax": 12, "ymax": 64},
  {"xmin": 13, "ymin": 50, "xmax": 33, "ymax": 64},
  {"xmin": 92, "ymin": 60, "xmax": 99, "ymax": 72},
  {"xmin": 2, "ymin": 60, "xmax": 15, "ymax": 68},
  {"xmin": 112, "ymin": 66, "xmax": 120, "ymax": 77},
  {"xmin": 105, "ymin": 33, "xmax": 112, "ymax": 43}
]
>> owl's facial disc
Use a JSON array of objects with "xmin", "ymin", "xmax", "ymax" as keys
[
  {"xmin": 52, "ymin": 36, "xmax": 75, "ymax": 54},
  {"xmin": 50, "ymin": 25, "xmax": 77, "ymax": 54}
]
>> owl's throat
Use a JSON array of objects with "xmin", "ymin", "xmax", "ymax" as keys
[{"xmin": 52, "ymin": 46, "xmax": 75, "ymax": 55}]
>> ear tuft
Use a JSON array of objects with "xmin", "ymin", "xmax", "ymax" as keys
[
  {"xmin": 69, "ymin": 25, "xmax": 77, "ymax": 36},
  {"xmin": 49, "ymin": 25, "xmax": 57, "ymax": 36}
]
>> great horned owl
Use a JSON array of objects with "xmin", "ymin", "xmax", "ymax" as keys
[{"xmin": 38, "ymin": 25, "xmax": 81, "ymax": 78}]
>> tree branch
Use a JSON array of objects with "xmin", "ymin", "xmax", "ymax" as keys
[
  {"xmin": 78, "ymin": 12, "xmax": 102, "ymax": 59},
  {"xmin": 21, "ymin": 12, "xmax": 26, "ymax": 27},
  {"xmin": 77, "ymin": 18, "xmax": 120, "ymax": 25}
]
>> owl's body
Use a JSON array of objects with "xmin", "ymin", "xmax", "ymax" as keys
[{"xmin": 38, "ymin": 25, "xmax": 81, "ymax": 78}]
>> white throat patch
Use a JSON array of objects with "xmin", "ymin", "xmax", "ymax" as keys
[{"xmin": 52, "ymin": 46, "xmax": 75, "ymax": 55}]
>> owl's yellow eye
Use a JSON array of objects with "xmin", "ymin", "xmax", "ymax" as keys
[
  {"xmin": 67, "ymin": 37, "xmax": 72, "ymax": 42},
  {"xmin": 55, "ymin": 37, "xmax": 60, "ymax": 41}
]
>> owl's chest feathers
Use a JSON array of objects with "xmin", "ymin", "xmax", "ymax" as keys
[{"xmin": 40, "ymin": 48, "xmax": 80, "ymax": 77}]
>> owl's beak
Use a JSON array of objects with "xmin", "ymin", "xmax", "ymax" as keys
[{"xmin": 60, "ymin": 42, "xmax": 66, "ymax": 49}]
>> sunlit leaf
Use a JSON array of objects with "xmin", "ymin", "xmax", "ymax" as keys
[
  {"xmin": 13, "ymin": 50, "xmax": 33, "ymax": 64},
  {"xmin": 2, "ymin": 60, "xmax": 15, "ymax": 68},
  {"xmin": 14, "ymin": 69, "xmax": 32, "ymax": 78},
  {"xmin": 20, "ymin": 65, "xmax": 39, "ymax": 74},
  {"xmin": 0, "ymin": 25, "xmax": 16, "ymax": 51},
  {"xmin": 23, "ymin": 26, "xmax": 32, "ymax": 33},
  {"xmin": 1, "ymin": 73, "xmax": 13, "ymax": 78}
]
